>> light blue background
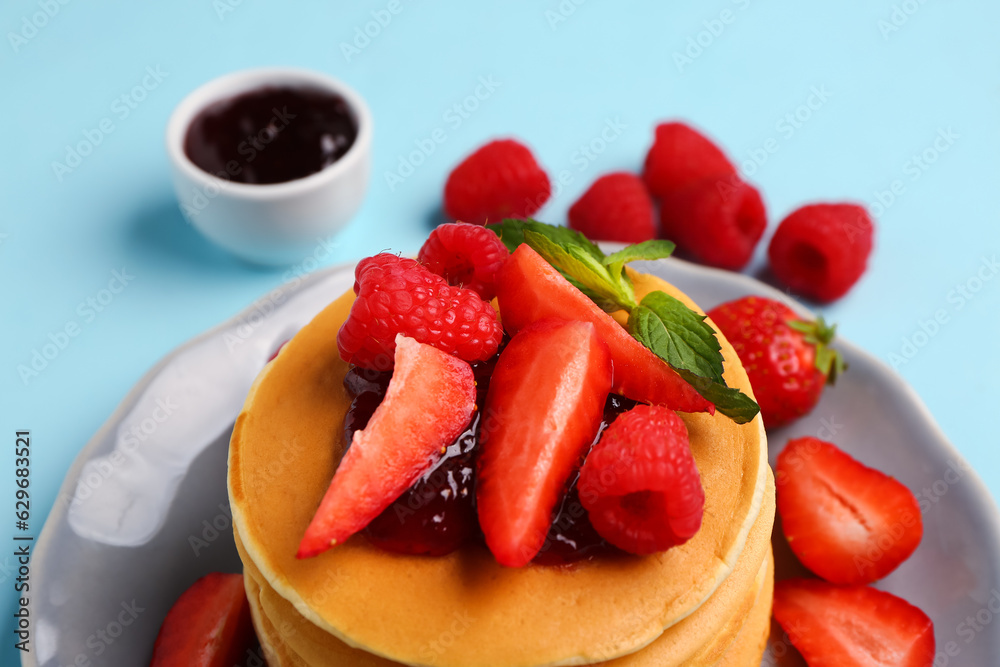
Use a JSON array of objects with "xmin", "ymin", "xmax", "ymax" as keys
[{"xmin": 2, "ymin": 0, "xmax": 999, "ymax": 663}]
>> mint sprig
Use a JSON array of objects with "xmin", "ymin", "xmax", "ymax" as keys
[
  {"xmin": 488, "ymin": 219, "xmax": 760, "ymax": 424},
  {"xmin": 628, "ymin": 291, "xmax": 725, "ymax": 382}
]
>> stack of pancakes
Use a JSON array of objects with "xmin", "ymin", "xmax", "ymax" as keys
[{"xmin": 228, "ymin": 273, "xmax": 775, "ymax": 666}]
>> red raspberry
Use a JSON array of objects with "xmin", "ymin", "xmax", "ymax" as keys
[
  {"xmin": 352, "ymin": 252, "xmax": 416, "ymax": 293},
  {"xmin": 417, "ymin": 222, "xmax": 509, "ymax": 301},
  {"xmin": 659, "ymin": 178, "xmax": 767, "ymax": 270},
  {"xmin": 568, "ymin": 172, "xmax": 657, "ymax": 243},
  {"xmin": 643, "ymin": 122, "xmax": 736, "ymax": 198},
  {"xmin": 768, "ymin": 203, "xmax": 874, "ymax": 302},
  {"xmin": 578, "ymin": 405, "xmax": 704, "ymax": 555},
  {"xmin": 444, "ymin": 139, "xmax": 551, "ymax": 225},
  {"xmin": 338, "ymin": 253, "xmax": 503, "ymax": 370}
]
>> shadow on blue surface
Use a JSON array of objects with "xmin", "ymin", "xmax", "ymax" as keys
[{"xmin": 123, "ymin": 198, "xmax": 263, "ymax": 274}]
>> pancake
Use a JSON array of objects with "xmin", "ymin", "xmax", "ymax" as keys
[
  {"xmin": 713, "ymin": 549, "xmax": 774, "ymax": 666},
  {"xmin": 234, "ymin": 471, "xmax": 773, "ymax": 667},
  {"xmin": 240, "ymin": 540, "xmax": 774, "ymax": 667},
  {"xmin": 244, "ymin": 566, "xmax": 310, "ymax": 667},
  {"xmin": 690, "ymin": 548, "xmax": 772, "ymax": 665},
  {"xmin": 229, "ymin": 271, "xmax": 770, "ymax": 667}
]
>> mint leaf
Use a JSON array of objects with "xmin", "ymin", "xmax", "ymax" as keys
[
  {"xmin": 522, "ymin": 230, "xmax": 634, "ymax": 308},
  {"xmin": 487, "ymin": 217, "xmax": 759, "ymax": 423},
  {"xmin": 488, "ymin": 219, "xmax": 604, "ymax": 262},
  {"xmin": 603, "ymin": 240, "xmax": 676, "ymax": 267},
  {"xmin": 628, "ymin": 292, "xmax": 725, "ymax": 381},
  {"xmin": 602, "ymin": 241, "xmax": 674, "ymax": 307},
  {"xmin": 672, "ymin": 368, "xmax": 760, "ymax": 424}
]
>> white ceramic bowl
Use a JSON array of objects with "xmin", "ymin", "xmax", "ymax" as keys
[{"xmin": 165, "ymin": 67, "xmax": 372, "ymax": 266}]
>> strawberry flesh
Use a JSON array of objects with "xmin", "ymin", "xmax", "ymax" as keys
[
  {"xmin": 773, "ymin": 578, "xmax": 935, "ymax": 666},
  {"xmin": 149, "ymin": 572, "xmax": 256, "ymax": 667},
  {"xmin": 477, "ymin": 318, "xmax": 612, "ymax": 567},
  {"xmin": 297, "ymin": 335, "xmax": 476, "ymax": 559},
  {"xmin": 776, "ymin": 437, "xmax": 923, "ymax": 585},
  {"xmin": 496, "ymin": 245, "xmax": 713, "ymax": 414}
]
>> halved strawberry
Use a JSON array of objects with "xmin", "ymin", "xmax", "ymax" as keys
[
  {"xmin": 297, "ymin": 335, "xmax": 476, "ymax": 558},
  {"xmin": 496, "ymin": 245, "xmax": 713, "ymax": 414},
  {"xmin": 477, "ymin": 319, "xmax": 612, "ymax": 567},
  {"xmin": 776, "ymin": 437, "xmax": 923, "ymax": 585},
  {"xmin": 773, "ymin": 578, "xmax": 935, "ymax": 666},
  {"xmin": 149, "ymin": 573, "xmax": 256, "ymax": 667}
]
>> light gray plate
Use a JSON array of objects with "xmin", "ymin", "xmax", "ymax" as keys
[{"xmin": 29, "ymin": 257, "xmax": 1000, "ymax": 666}]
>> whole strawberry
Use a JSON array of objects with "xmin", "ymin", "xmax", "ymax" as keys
[{"xmin": 707, "ymin": 296, "xmax": 844, "ymax": 428}]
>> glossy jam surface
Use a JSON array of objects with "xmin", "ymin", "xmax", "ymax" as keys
[
  {"xmin": 184, "ymin": 86, "xmax": 357, "ymax": 185},
  {"xmin": 342, "ymin": 362, "xmax": 636, "ymax": 564},
  {"xmin": 342, "ymin": 358, "xmax": 497, "ymax": 557},
  {"xmin": 532, "ymin": 393, "xmax": 637, "ymax": 565}
]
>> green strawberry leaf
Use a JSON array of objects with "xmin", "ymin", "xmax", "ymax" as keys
[
  {"xmin": 627, "ymin": 292, "xmax": 725, "ymax": 382},
  {"xmin": 788, "ymin": 316, "xmax": 847, "ymax": 385}
]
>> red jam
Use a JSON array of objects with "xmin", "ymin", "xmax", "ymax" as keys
[
  {"xmin": 341, "ymin": 361, "xmax": 634, "ymax": 564},
  {"xmin": 184, "ymin": 86, "xmax": 357, "ymax": 185}
]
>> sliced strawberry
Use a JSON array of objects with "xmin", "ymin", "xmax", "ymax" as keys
[
  {"xmin": 149, "ymin": 573, "xmax": 256, "ymax": 667},
  {"xmin": 297, "ymin": 335, "xmax": 476, "ymax": 558},
  {"xmin": 776, "ymin": 437, "xmax": 923, "ymax": 585},
  {"xmin": 773, "ymin": 579, "xmax": 935, "ymax": 666},
  {"xmin": 477, "ymin": 319, "xmax": 612, "ymax": 567},
  {"xmin": 496, "ymin": 245, "xmax": 713, "ymax": 414}
]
